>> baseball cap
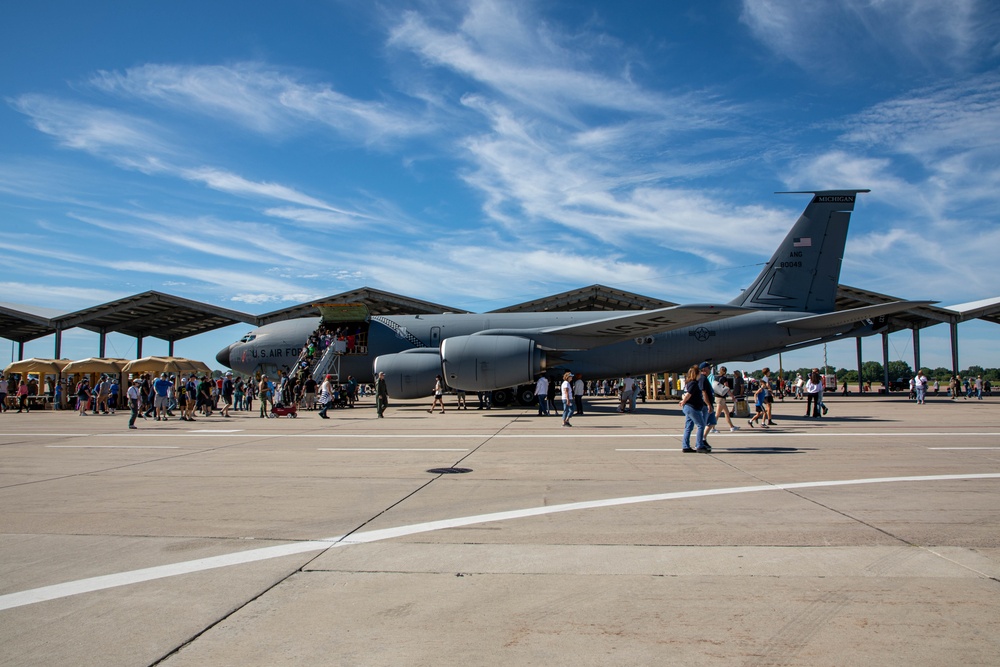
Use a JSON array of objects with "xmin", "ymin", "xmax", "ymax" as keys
[{"xmin": 699, "ymin": 362, "xmax": 711, "ymax": 369}]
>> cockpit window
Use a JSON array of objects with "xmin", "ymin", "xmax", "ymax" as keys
[{"xmin": 239, "ymin": 333, "xmax": 257, "ymax": 343}]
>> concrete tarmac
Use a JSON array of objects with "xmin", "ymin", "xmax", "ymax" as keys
[{"xmin": 1, "ymin": 393, "xmax": 998, "ymax": 666}]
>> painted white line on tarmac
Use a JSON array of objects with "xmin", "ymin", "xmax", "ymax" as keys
[
  {"xmin": 2, "ymin": 472, "xmax": 998, "ymax": 611},
  {"xmin": 928, "ymin": 447, "xmax": 1000, "ymax": 450},
  {"xmin": 317, "ymin": 448, "xmax": 469, "ymax": 452},
  {"xmin": 0, "ymin": 433, "xmax": 90, "ymax": 437}
]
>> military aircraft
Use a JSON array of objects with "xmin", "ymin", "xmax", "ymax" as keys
[{"xmin": 217, "ymin": 190, "xmax": 930, "ymax": 403}]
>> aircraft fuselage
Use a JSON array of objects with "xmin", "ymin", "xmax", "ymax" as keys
[{"xmin": 219, "ymin": 309, "xmax": 859, "ymax": 385}]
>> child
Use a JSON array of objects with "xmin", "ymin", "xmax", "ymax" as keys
[{"xmin": 747, "ymin": 382, "xmax": 769, "ymax": 429}]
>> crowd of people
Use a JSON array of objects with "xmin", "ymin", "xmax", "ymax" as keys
[{"xmin": 1, "ymin": 362, "xmax": 993, "ymax": 438}]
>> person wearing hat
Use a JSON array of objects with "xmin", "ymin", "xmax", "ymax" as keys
[
  {"xmin": 126, "ymin": 378, "xmax": 142, "ymax": 429},
  {"xmin": 221, "ymin": 372, "xmax": 234, "ymax": 417}
]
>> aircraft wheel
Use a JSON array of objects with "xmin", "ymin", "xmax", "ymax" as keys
[
  {"xmin": 515, "ymin": 386, "xmax": 536, "ymax": 406},
  {"xmin": 491, "ymin": 389, "xmax": 512, "ymax": 406}
]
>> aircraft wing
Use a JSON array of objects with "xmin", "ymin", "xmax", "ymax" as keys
[
  {"xmin": 478, "ymin": 303, "xmax": 749, "ymax": 350},
  {"xmin": 777, "ymin": 301, "xmax": 936, "ymax": 330}
]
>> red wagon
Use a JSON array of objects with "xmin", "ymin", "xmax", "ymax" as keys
[{"xmin": 270, "ymin": 404, "xmax": 298, "ymax": 418}]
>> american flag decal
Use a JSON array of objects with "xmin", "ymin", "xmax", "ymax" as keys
[{"xmin": 793, "ymin": 237, "xmax": 812, "ymax": 247}]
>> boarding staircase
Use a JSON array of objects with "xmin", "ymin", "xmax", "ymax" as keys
[{"xmin": 310, "ymin": 344, "xmax": 341, "ymax": 384}]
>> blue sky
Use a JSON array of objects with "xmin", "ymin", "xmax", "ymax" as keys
[{"xmin": 3, "ymin": 0, "xmax": 999, "ymax": 373}]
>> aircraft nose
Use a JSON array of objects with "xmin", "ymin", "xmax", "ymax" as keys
[{"xmin": 216, "ymin": 344, "xmax": 234, "ymax": 368}]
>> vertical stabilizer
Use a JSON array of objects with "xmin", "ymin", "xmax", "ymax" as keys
[{"xmin": 729, "ymin": 190, "xmax": 869, "ymax": 313}]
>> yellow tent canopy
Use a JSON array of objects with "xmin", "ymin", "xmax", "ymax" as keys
[
  {"xmin": 121, "ymin": 356, "xmax": 210, "ymax": 376},
  {"xmin": 3, "ymin": 358, "xmax": 71, "ymax": 376},
  {"xmin": 61, "ymin": 358, "xmax": 128, "ymax": 376}
]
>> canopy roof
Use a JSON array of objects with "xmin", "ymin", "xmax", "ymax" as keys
[
  {"xmin": 52, "ymin": 291, "xmax": 257, "ymax": 342},
  {"xmin": 491, "ymin": 284, "xmax": 676, "ymax": 313},
  {"xmin": 0, "ymin": 303, "xmax": 60, "ymax": 344},
  {"xmin": 256, "ymin": 287, "xmax": 469, "ymax": 325}
]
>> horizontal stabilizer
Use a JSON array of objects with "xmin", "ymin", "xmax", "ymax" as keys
[{"xmin": 777, "ymin": 301, "xmax": 935, "ymax": 330}]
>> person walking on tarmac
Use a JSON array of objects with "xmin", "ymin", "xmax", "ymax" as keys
[
  {"xmin": 573, "ymin": 374, "xmax": 585, "ymax": 416},
  {"xmin": 534, "ymin": 375, "xmax": 549, "ymax": 416},
  {"xmin": 560, "ymin": 371, "xmax": 575, "ymax": 427},
  {"xmin": 805, "ymin": 369, "xmax": 822, "ymax": 418},
  {"xmin": 375, "ymin": 372, "xmax": 389, "ymax": 418},
  {"xmin": 318, "ymin": 374, "xmax": 334, "ymax": 419},
  {"xmin": 711, "ymin": 366, "xmax": 740, "ymax": 432},
  {"xmin": 679, "ymin": 365, "xmax": 710, "ymax": 452},
  {"xmin": 127, "ymin": 379, "xmax": 142, "ymax": 429},
  {"xmin": 428, "ymin": 375, "xmax": 445, "ymax": 413}
]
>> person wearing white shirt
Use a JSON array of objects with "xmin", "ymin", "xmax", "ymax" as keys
[
  {"xmin": 535, "ymin": 376, "xmax": 549, "ymax": 416},
  {"xmin": 573, "ymin": 375, "xmax": 585, "ymax": 416},
  {"xmin": 560, "ymin": 372, "xmax": 574, "ymax": 427},
  {"xmin": 618, "ymin": 374, "xmax": 635, "ymax": 413},
  {"xmin": 805, "ymin": 370, "xmax": 822, "ymax": 418},
  {"xmin": 126, "ymin": 379, "xmax": 142, "ymax": 429}
]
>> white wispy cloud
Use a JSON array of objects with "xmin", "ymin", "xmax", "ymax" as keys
[
  {"xmin": 740, "ymin": 0, "xmax": 992, "ymax": 75},
  {"xmin": 90, "ymin": 62, "xmax": 434, "ymax": 142},
  {"xmin": 388, "ymin": 0, "xmax": 721, "ymax": 127},
  {"xmin": 0, "ymin": 283, "xmax": 125, "ymax": 311},
  {"xmin": 11, "ymin": 94, "xmax": 176, "ymax": 164},
  {"xmin": 229, "ymin": 292, "xmax": 324, "ymax": 305},
  {"xmin": 10, "ymin": 92, "xmax": 382, "ymax": 228}
]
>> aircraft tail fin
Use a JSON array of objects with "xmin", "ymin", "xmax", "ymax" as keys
[{"xmin": 729, "ymin": 190, "xmax": 869, "ymax": 313}]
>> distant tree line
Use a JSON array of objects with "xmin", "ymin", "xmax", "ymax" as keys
[{"xmin": 743, "ymin": 362, "xmax": 999, "ymax": 383}]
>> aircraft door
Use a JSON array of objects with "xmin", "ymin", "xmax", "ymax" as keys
[{"xmin": 430, "ymin": 326, "xmax": 441, "ymax": 346}]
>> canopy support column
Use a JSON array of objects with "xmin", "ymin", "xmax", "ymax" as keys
[
  {"xmin": 950, "ymin": 322, "xmax": 960, "ymax": 377},
  {"xmin": 856, "ymin": 337, "xmax": 864, "ymax": 393},
  {"xmin": 882, "ymin": 332, "xmax": 890, "ymax": 393}
]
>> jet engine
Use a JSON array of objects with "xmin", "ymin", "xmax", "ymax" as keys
[
  {"xmin": 440, "ymin": 335, "xmax": 544, "ymax": 392},
  {"xmin": 373, "ymin": 349, "xmax": 443, "ymax": 399}
]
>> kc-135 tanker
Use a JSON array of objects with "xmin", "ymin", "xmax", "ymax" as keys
[{"xmin": 217, "ymin": 190, "xmax": 929, "ymax": 402}]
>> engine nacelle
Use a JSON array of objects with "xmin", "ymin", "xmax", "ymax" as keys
[
  {"xmin": 373, "ymin": 349, "xmax": 443, "ymax": 399},
  {"xmin": 440, "ymin": 335, "xmax": 543, "ymax": 391}
]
